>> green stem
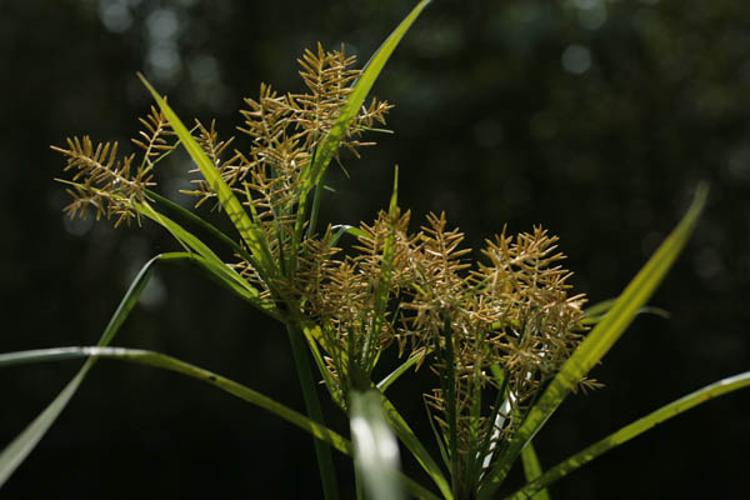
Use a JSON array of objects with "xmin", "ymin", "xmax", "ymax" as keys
[
  {"xmin": 441, "ymin": 315, "xmax": 458, "ymax": 494},
  {"xmin": 306, "ymin": 152, "xmax": 325, "ymax": 240},
  {"xmin": 286, "ymin": 323, "xmax": 340, "ymax": 500}
]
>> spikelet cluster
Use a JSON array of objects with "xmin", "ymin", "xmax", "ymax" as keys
[
  {"xmin": 293, "ymin": 208, "xmax": 413, "ymax": 401},
  {"xmin": 185, "ymin": 43, "xmax": 392, "ymax": 268},
  {"xmin": 52, "ymin": 104, "xmax": 176, "ymax": 226},
  {"xmin": 410, "ymin": 224, "xmax": 587, "ymax": 492},
  {"xmin": 295, "ymin": 209, "xmax": 588, "ymax": 489}
]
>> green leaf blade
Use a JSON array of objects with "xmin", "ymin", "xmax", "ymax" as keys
[
  {"xmin": 376, "ymin": 352, "xmax": 424, "ymax": 393},
  {"xmin": 286, "ymin": 323, "xmax": 341, "ymax": 500},
  {"xmin": 507, "ymin": 372, "xmax": 750, "ymax": 499},
  {"xmin": 381, "ymin": 395, "xmax": 454, "ymax": 500},
  {"xmin": 479, "ymin": 184, "xmax": 709, "ymax": 499},
  {"xmin": 0, "ymin": 253, "xmax": 186, "ymax": 489},
  {"xmin": 137, "ymin": 74, "xmax": 276, "ymax": 276},
  {"xmin": 1, "ymin": 347, "xmax": 353, "ymax": 456},
  {"xmin": 136, "ymin": 203, "xmax": 278, "ymax": 318},
  {"xmin": 306, "ymin": 1, "xmax": 431, "ymax": 190},
  {"xmin": 0, "ymin": 363, "xmax": 89, "ymax": 488},
  {"xmin": 520, "ymin": 443, "xmax": 551, "ymax": 500},
  {"xmin": 293, "ymin": 0, "xmax": 431, "ymax": 247}
]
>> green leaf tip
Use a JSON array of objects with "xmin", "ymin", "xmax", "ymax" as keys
[
  {"xmin": 390, "ymin": 165, "xmax": 399, "ymax": 214},
  {"xmin": 305, "ymin": 0, "xmax": 432, "ymax": 191}
]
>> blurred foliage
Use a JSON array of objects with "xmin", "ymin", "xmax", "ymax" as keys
[{"xmin": 0, "ymin": 0, "xmax": 747, "ymax": 498}]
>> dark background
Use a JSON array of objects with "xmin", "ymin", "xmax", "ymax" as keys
[{"xmin": 1, "ymin": 0, "xmax": 748, "ymax": 498}]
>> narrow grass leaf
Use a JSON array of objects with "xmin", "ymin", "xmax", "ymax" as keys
[
  {"xmin": 398, "ymin": 474, "xmax": 441, "ymax": 500},
  {"xmin": 381, "ymin": 395, "xmax": 454, "ymax": 499},
  {"xmin": 146, "ymin": 189, "xmax": 247, "ymax": 258},
  {"xmin": 440, "ymin": 317, "xmax": 459, "ymax": 480},
  {"xmin": 301, "ymin": 324, "xmax": 345, "ymax": 408},
  {"xmin": 285, "ymin": 323, "xmax": 341, "ymax": 500},
  {"xmin": 581, "ymin": 298, "xmax": 616, "ymax": 319},
  {"xmin": 582, "ymin": 298, "xmax": 669, "ymax": 326},
  {"xmin": 137, "ymin": 203, "xmax": 278, "ymax": 318},
  {"xmin": 0, "ymin": 347, "xmax": 352, "ymax": 455},
  {"xmin": 0, "ymin": 366, "xmax": 88, "ymax": 489},
  {"xmin": 376, "ymin": 352, "xmax": 423, "ymax": 393},
  {"xmin": 479, "ymin": 185, "xmax": 709, "ymax": 498},
  {"xmin": 350, "ymin": 390, "xmax": 405, "ymax": 500},
  {"xmin": 507, "ymin": 372, "xmax": 750, "ymax": 499},
  {"xmin": 0, "ymin": 253, "xmax": 189, "ymax": 488},
  {"xmin": 2, "ymin": 346, "xmax": 435, "ymax": 497},
  {"xmin": 365, "ymin": 166, "xmax": 400, "ymax": 368},
  {"xmin": 330, "ymin": 224, "xmax": 369, "ymax": 247}
]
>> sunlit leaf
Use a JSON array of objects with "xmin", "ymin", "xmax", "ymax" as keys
[
  {"xmin": 507, "ymin": 372, "xmax": 750, "ymax": 499},
  {"xmin": 381, "ymin": 395, "xmax": 453, "ymax": 499},
  {"xmin": 376, "ymin": 352, "xmax": 424, "ymax": 393},
  {"xmin": 138, "ymin": 75, "xmax": 276, "ymax": 276},
  {"xmin": 293, "ymin": 0, "xmax": 432, "ymax": 245},
  {"xmin": 304, "ymin": 1, "xmax": 431, "ymax": 191}
]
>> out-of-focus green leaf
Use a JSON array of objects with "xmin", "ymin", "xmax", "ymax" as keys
[
  {"xmin": 520, "ymin": 443, "xmax": 550, "ymax": 500},
  {"xmin": 350, "ymin": 390, "xmax": 405, "ymax": 500}
]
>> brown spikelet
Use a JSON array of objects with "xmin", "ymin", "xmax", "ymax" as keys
[
  {"xmin": 131, "ymin": 102, "xmax": 177, "ymax": 171},
  {"xmin": 389, "ymin": 214, "xmax": 589, "ymax": 494},
  {"xmin": 53, "ymin": 102, "xmax": 177, "ymax": 227},
  {"xmin": 52, "ymin": 137, "xmax": 143, "ymax": 226},
  {"xmin": 291, "ymin": 42, "xmax": 392, "ymax": 154}
]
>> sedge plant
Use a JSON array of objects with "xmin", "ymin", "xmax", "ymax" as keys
[{"xmin": 2, "ymin": 1, "xmax": 748, "ymax": 498}]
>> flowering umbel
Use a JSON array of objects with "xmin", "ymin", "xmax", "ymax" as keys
[
  {"xmin": 54, "ymin": 42, "xmax": 590, "ymax": 498},
  {"xmin": 285, "ymin": 199, "xmax": 590, "ymax": 496}
]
